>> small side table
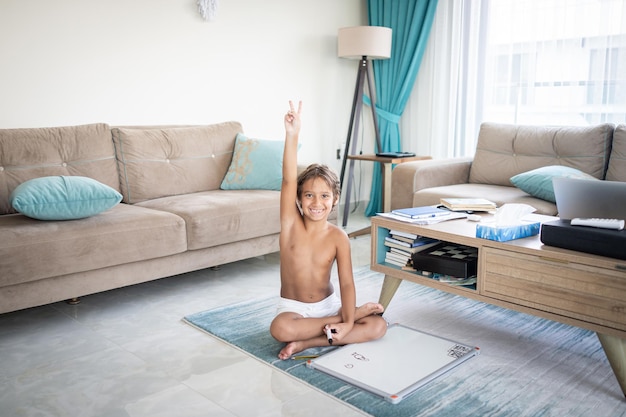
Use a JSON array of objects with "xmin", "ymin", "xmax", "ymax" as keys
[{"xmin": 344, "ymin": 154, "xmax": 431, "ymax": 238}]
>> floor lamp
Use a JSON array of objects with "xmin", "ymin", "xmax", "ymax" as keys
[{"xmin": 337, "ymin": 26, "xmax": 392, "ymax": 228}]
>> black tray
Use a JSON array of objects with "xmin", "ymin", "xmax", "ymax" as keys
[
  {"xmin": 411, "ymin": 242, "xmax": 478, "ymax": 278},
  {"xmin": 540, "ymin": 219, "xmax": 626, "ymax": 260}
]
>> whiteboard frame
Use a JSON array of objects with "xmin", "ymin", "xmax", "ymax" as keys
[{"xmin": 306, "ymin": 324, "xmax": 480, "ymax": 404}]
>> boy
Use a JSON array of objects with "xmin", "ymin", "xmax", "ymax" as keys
[{"xmin": 270, "ymin": 100, "xmax": 387, "ymax": 360}]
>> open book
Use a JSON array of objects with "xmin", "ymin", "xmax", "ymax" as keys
[{"xmin": 440, "ymin": 198, "xmax": 497, "ymax": 212}]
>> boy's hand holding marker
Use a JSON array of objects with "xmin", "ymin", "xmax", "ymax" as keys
[{"xmin": 324, "ymin": 324, "xmax": 337, "ymax": 345}]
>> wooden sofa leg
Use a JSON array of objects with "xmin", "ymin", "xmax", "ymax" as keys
[{"xmin": 66, "ymin": 297, "xmax": 81, "ymax": 305}]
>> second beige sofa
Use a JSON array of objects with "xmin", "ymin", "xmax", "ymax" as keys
[{"xmin": 391, "ymin": 122, "xmax": 626, "ymax": 215}]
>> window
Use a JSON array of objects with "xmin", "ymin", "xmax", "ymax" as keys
[
  {"xmin": 404, "ymin": 0, "xmax": 626, "ymax": 159},
  {"xmin": 484, "ymin": 0, "xmax": 626, "ymax": 126}
]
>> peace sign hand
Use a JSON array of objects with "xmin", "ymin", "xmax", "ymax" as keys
[{"xmin": 284, "ymin": 100, "xmax": 302, "ymax": 137}]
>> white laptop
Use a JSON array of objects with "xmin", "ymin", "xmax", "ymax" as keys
[{"xmin": 552, "ymin": 177, "xmax": 626, "ymax": 220}]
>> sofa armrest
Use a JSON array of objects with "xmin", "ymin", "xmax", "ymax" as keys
[{"xmin": 391, "ymin": 157, "xmax": 473, "ymax": 210}]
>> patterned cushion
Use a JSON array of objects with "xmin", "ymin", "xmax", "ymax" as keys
[{"xmin": 220, "ymin": 133, "xmax": 284, "ymax": 190}]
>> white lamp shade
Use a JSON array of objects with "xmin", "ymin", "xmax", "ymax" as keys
[{"xmin": 337, "ymin": 26, "xmax": 392, "ymax": 60}]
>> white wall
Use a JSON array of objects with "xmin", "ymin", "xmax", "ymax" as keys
[{"xmin": 0, "ymin": 0, "xmax": 376, "ymax": 184}]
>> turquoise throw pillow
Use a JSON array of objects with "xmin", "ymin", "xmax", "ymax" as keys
[
  {"xmin": 220, "ymin": 133, "xmax": 284, "ymax": 190},
  {"xmin": 510, "ymin": 165, "xmax": 597, "ymax": 202},
  {"xmin": 10, "ymin": 176, "xmax": 123, "ymax": 220}
]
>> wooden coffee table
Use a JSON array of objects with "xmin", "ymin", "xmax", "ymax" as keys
[{"xmin": 370, "ymin": 214, "xmax": 626, "ymax": 398}]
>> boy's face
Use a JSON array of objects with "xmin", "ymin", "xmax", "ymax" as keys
[{"xmin": 299, "ymin": 177, "xmax": 337, "ymax": 221}]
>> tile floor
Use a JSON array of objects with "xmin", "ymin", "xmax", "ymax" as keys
[{"xmin": 0, "ymin": 207, "xmax": 374, "ymax": 417}]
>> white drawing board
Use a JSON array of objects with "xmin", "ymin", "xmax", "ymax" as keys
[{"xmin": 307, "ymin": 324, "xmax": 479, "ymax": 404}]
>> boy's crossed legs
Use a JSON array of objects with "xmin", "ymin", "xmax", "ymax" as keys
[{"xmin": 270, "ymin": 301, "xmax": 387, "ymax": 360}]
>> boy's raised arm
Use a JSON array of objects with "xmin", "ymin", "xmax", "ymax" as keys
[{"xmin": 280, "ymin": 100, "xmax": 303, "ymax": 223}]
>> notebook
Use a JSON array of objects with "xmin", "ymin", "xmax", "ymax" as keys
[
  {"xmin": 552, "ymin": 177, "xmax": 626, "ymax": 220},
  {"xmin": 391, "ymin": 205, "xmax": 451, "ymax": 219}
]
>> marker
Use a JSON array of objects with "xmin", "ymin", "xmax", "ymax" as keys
[{"xmin": 325, "ymin": 326, "xmax": 337, "ymax": 345}]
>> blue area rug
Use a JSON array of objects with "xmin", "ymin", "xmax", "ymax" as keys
[{"xmin": 183, "ymin": 268, "xmax": 625, "ymax": 417}]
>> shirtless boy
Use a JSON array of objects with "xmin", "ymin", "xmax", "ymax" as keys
[{"xmin": 270, "ymin": 100, "xmax": 387, "ymax": 360}]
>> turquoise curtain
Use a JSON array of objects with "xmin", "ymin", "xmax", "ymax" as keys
[{"xmin": 364, "ymin": 0, "xmax": 438, "ymax": 216}]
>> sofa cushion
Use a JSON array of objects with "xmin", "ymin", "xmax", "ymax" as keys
[
  {"xmin": 0, "ymin": 123, "xmax": 119, "ymax": 215},
  {"xmin": 0, "ymin": 204, "xmax": 187, "ymax": 287},
  {"xmin": 112, "ymin": 122, "xmax": 243, "ymax": 203},
  {"xmin": 136, "ymin": 189, "xmax": 280, "ymax": 250},
  {"xmin": 10, "ymin": 176, "xmax": 122, "ymax": 220},
  {"xmin": 606, "ymin": 124, "xmax": 626, "ymax": 182},
  {"xmin": 509, "ymin": 165, "xmax": 597, "ymax": 203},
  {"xmin": 413, "ymin": 183, "xmax": 558, "ymax": 215},
  {"xmin": 220, "ymin": 133, "xmax": 284, "ymax": 190},
  {"xmin": 469, "ymin": 122, "xmax": 613, "ymax": 186}
]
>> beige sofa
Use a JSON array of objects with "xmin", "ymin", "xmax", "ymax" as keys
[
  {"xmin": 391, "ymin": 122, "xmax": 626, "ymax": 214},
  {"xmin": 0, "ymin": 122, "xmax": 293, "ymax": 314}
]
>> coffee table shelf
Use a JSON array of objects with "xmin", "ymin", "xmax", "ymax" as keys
[
  {"xmin": 374, "ymin": 224, "xmax": 479, "ymax": 297},
  {"xmin": 370, "ymin": 214, "xmax": 626, "ymax": 398}
]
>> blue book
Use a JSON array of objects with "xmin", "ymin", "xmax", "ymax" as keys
[{"xmin": 391, "ymin": 206, "xmax": 451, "ymax": 220}]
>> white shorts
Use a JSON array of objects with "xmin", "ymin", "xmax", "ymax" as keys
[{"xmin": 276, "ymin": 292, "xmax": 342, "ymax": 318}]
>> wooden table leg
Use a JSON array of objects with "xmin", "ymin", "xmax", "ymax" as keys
[
  {"xmin": 378, "ymin": 274, "xmax": 403, "ymax": 311},
  {"xmin": 597, "ymin": 332, "xmax": 626, "ymax": 398}
]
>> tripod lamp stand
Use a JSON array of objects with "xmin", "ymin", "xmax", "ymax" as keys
[{"xmin": 337, "ymin": 26, "xmax": 392, "ymax": 228}]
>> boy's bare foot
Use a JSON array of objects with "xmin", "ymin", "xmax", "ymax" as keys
[
  {"xmin": 278, "ymin": 341, "xmax": 303, "ymax": 360},
  {"xmin": 355, "ymin": 302, "xmax": 385, "ymax": 321}
]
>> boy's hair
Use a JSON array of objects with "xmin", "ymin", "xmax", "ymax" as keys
[{"xmin": 297, "ymin": 163, "xmax": 340, "ymax": 205}]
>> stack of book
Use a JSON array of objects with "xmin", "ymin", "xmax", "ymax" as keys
[{"xmin": 384, "ymin": 230, "xmax": 439, "ymax": 269}]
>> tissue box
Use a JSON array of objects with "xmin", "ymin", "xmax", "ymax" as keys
[{"xmin": 476, "ymin": 222, "xmax": 540, "ymax": 242}]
